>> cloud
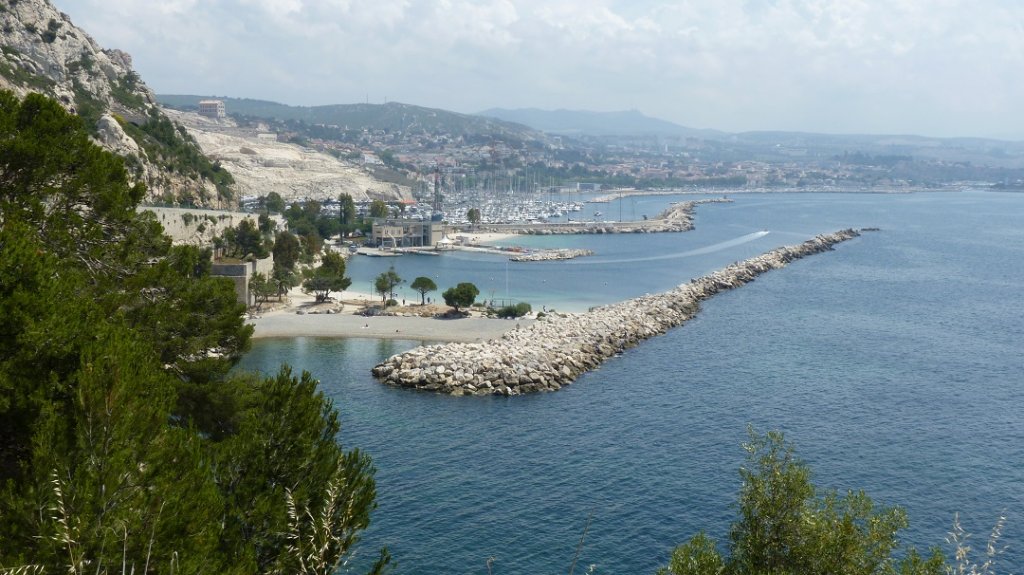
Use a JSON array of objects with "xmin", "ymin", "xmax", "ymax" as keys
[{"xmin": 53, "ymin": 0, "xmax": 1024, "ymax": 138}]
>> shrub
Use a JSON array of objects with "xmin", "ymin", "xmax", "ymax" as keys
[
  {"xmin": 496, "ymin": 302, "xmax": 532, "ymax": 318},
  {"xmin": 442, "ymin": 282, "xmax": 479, "ymax": 311},
  {"xmin": 658, "ymin": 428, "xmax": 946, "ymax": 575}
]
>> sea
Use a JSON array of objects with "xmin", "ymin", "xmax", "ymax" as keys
[{"xmin": 236, "ymin": 190, "xmax": 1024, "ymax": 574}]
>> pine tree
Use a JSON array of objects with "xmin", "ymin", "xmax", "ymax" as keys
[
  {"xmin": 0, "ymin": 90, "xmax": 386, "ymax": 574},
  {"xmin": 658, "ymin": 429, "xmax": 947, "ymax": 575}
]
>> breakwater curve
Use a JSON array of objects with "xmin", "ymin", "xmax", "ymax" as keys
[{"xmin": 371, "ymin": 229, "xmax": 865, "ymax": 395}]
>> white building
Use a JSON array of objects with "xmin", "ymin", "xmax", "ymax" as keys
[{"xmin": 198, "ymin": 99, "xmax": 226, "ymax": 119}]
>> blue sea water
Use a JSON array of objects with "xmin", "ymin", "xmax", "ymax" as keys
[{"xmin": 237, "ymin": 191, "xmax": 1024, "ymax": 574}]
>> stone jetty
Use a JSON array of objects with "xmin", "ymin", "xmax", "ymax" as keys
[
  {"xmin": 509, "ymin": 248, "xmax": 594, "ymax": 262},
  {"xmin": 372, "ymin": 229, "xmax": 864, "ymax": 396}
]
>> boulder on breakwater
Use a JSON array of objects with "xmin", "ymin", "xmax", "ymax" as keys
[{"xmin": 371, "ymin": 229, "xmax": 864, "ymax": 396}]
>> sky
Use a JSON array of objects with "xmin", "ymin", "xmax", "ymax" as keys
[{"xmin": 54, "ymin": 0, "xmax": 1024, "ymax": 140}]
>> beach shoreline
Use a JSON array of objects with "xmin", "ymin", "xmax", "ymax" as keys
[{"xmin": 247, "ymin": 286, "xmax": 535, "ymax": 342}]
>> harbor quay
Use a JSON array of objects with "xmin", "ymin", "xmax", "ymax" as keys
[{"xmin": 474, "ymin": 198, "xmax": 732, "ymax": 235}]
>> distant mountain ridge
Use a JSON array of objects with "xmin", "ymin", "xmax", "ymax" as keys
[
  {"xmin": 477, "ymin": 107, "xmax": 726, "ymax": 138},
  {"xmin": 156, "ymin": 96, "xmax": 1024, "ymax": 170},
  {"xmin": 158, "ymin": 95, "xmax": 547, "ymax": 143}
]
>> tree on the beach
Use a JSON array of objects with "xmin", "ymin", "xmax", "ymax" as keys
[
  {"xmin": 273, "ymin": 264, "xmax": 300, "ymax": 299},
  {"xmin": 657, "ymin": 428, "xmax": 946, "ymax": 575},
  {"xmin": 410, "ymin": 276, "xmax": 437, "ymax": 305},
  {"xmin": 442, "ymin": 282, "xmax": 479, "ymax": 312},
  {"xmin": 467, "ymin": 207, "xmax": 481, "ymax": 227},
  {"xmin": 374, "ymin": 266, "xmax": 403, "ymax": 305},
  {"xmin": 250, "ymin": 271, "xmax": 275, "ymax": 308},
  {"xmin": 303, "ymin": 250, "xmax": 352, "ymax": 303}
]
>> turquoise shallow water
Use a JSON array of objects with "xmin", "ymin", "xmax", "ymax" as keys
[{"xmin": 237, "ymin": 191, "xmax": 1024, "ymax": 574}]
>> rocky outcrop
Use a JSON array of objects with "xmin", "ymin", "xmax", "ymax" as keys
[
  {"xmin": 162, "ymin": 108, "xmax": 413, "ymax": 204},
  {"xmin": 0, "ymin": 0, "xmax": 222, "ymax": 205},
  {"xmin": 478, "ymin": 198, "xmax": 731, "ymax": 235},
  {"xmin": 372, "ymin": 229, "xmax": 864, "ymax": 395}
]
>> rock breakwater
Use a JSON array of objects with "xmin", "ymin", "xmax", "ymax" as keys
[
  {"xmin": 372, "ymin": 229, "xmax": 864, "ymax": 395},
  {"xmin": 510, "ymin": 248, "xmax": 594, "ymax": 262}
]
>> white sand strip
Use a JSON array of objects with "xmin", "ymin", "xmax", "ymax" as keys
[{"xmin": 249, "ymin": 312, "xmax": 529, "ymax": 342}]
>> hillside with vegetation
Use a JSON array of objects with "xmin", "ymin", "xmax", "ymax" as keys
[
  {"xmin": 159, "ymin": 94, "xmax": 548, "ymax": 146},
  {"xmin": 159, "ymin": 106, "xmax": 414, "ymax": 205},
  {"xmin": 0, "ymin": 0, "xmax": 235, "ymax": 206}
]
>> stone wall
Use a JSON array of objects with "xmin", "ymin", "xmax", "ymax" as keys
[
  {"xmin": 372, "ymin": 229, "xmax": 864, "ymax": 396},
  {"xmin": 141, "ymin": 207, "xmax": 283, "ymax": 246}
]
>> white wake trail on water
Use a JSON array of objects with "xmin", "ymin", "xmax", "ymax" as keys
[{"xmin": 566, "ymin": 230, "xmax": 771, "ymax": 266}]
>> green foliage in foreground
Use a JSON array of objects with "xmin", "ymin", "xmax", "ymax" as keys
[
  {"xmin": 658, "ymin": 429, "xmax": 946, "ymax": 575},
  {"xmin": 0, "ymin": 91, "xmax": 386, "ymax": 574}
]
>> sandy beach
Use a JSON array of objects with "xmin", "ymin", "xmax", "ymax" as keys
[
  {"xmin": 249, "ymin": 312, "xmax": 526, "ymax": 342},
  {"xmin": 247, "ymin": 233, "xmax": 539, "ymax": 342},
  {"xmin": 248, "ymin": 286, "xmax": 532, "ymax": 342}
]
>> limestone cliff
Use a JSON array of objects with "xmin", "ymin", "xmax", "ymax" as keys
[
  {"xmin": 162, "ymin": 108, "xmax": 413, "ymax": 204},
  {"xmin": 0, "ymin": 0, "xmax": 227, "ymax": 206}
]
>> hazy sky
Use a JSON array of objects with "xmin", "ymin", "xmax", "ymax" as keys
[{"xmin": 55, "ymin": 0, "xmax": 1024, "ymax": 139}]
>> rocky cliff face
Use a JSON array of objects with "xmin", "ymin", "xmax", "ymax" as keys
[
  {"xmin": 0, "ymin": 0, "xmax": 226, "ymax": 206},
  {"xmin": 162, "ymin": 108, "xmax": 413, "ymax": 204}
]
